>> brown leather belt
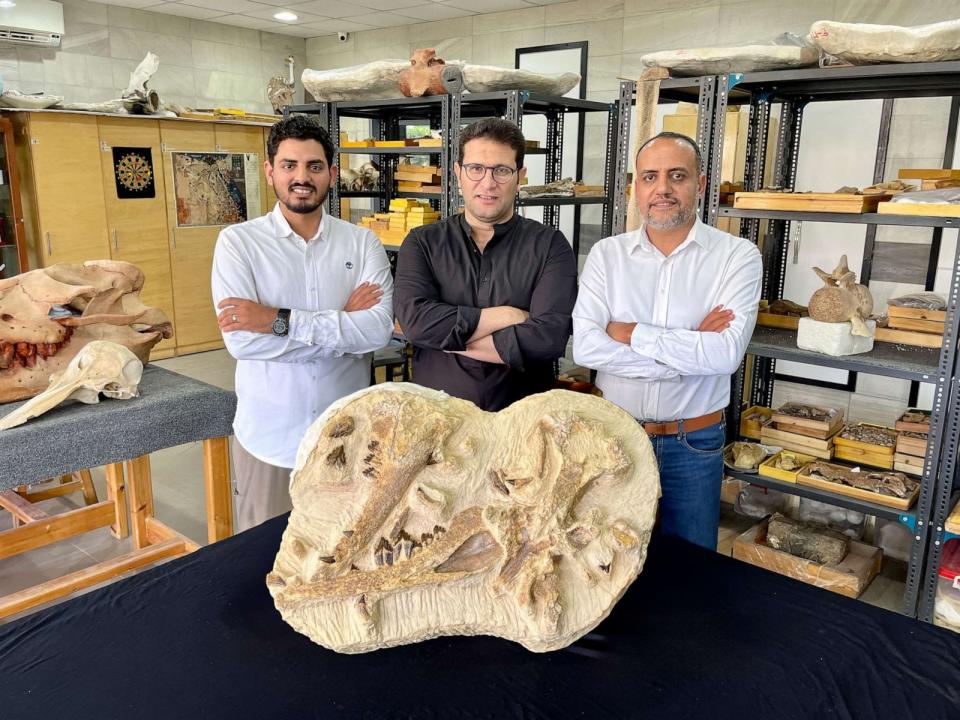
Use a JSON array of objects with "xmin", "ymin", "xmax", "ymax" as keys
[{"xmin": 640, "ymin": 410, "xmax": 724, "ymax": 436}]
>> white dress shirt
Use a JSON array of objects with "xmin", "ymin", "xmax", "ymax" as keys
[
  {"xmin": 212, "ymin": 204, "xmax": 394, "ymax": 468},
  {"xmin": 573, "ymin": 218, "xmax": 762, "ymax": 422}
]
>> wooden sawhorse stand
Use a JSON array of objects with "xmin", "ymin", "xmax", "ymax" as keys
[{"xmin": 0, "ymin": 366, "xmax": 236, "ymax": 619}]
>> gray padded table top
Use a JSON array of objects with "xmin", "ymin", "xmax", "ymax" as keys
[{"xmin": 0, "ymin": 365, "xmax": 236, "ymax": 490}]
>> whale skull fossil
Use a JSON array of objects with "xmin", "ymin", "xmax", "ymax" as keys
[{"xmin": 267, "ymin": 384, "xmax": 660, "ymax": 654}]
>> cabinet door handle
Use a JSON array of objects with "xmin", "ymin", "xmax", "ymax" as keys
[
  {"xmin": 113, "ymin": 229, "xmax": 119, "ymax": 251},
  {"xmin": 45, "ymin": 231, "xmax": 51, "ymax": 255}
]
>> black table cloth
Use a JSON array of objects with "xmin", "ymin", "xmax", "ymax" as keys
[{"xmin": 2, "ymin": 515, "xmax": 958, "ymax": 719}]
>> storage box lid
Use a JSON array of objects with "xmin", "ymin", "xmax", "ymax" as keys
[{"xmin": 939, "ymin": 540, "xmax": 960, "ymax": 584}]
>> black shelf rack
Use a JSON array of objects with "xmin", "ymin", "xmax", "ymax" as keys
[
  {"xmin": 612, "ymin": 76, "xmax": 721, "ymax": 235},
  {"xmin": 450, "ymin": 90, "xmax": 621, "ymax": 255},
  {"xmin": 705, "ymin": 61, "xmax": 960, "ymax": 619},
  {"xmin": 288, "ymin": 91, "xmax": 624, "ymax": 257}
]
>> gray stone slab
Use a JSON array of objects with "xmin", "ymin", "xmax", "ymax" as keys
[{"xmin": 0, "ymin": 365, "xmax": 236, "ymax": 490}]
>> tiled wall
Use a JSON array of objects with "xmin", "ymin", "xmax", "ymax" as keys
[{"xmin": 0, "ymin": 0, "xmax": 307, "ymax": 114}]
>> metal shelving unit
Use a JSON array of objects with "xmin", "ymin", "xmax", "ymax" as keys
[
  {"xmin": 450, "ymin": 90, "xmax": 621, "ymax": 255},
  {"xmin": 711, "ymin": 62, "xmax": 960, "ymax": 618},
  {"xmin": 612, "ymin": 75, "xmax": 729, "ymax": 236},
  {"xmin": 288, "ymin": 92, "xmax": 624, "ymax": 257}
]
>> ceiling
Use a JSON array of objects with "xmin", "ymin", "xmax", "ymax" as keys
[{"xmin": 100, "ymin": 0, "xmax": 569, "ymax": 38}]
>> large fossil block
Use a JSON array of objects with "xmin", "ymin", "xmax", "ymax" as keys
[
  {"xmin": 0, "ymin": 260, "xmax": 172, "ymax": 403},
  {"xmin": 268, "ymin": 384, "xmax": 660, "ymax": 654}
]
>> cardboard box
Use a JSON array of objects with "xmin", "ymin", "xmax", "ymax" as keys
[{"xmin": 732, "ymin": 519, "xmax": 882, "ymax": 599}]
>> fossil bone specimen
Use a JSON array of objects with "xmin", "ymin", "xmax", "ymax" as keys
[
  {"xmin": 0, "ymin": 341, "xmax": 142, "ymax": 430},
  {"xmin": 0, "ymin": 260, "xmax": 172, "ymax": 403},
  {"xmin": 808, "ymin": 255, "xmax": 874, "ymax": 337},
  {"xmin": 805, "ymin": 462, "xmax": 917, "ymax": 499},
  {"xmin": 398, "ymin": 49, "xmax": 447, "ymax": 97},
  {"xmin": 302, "ymin": 54, "xmax": 579, "ymax": 101},
  {"xmin": 726, "ymin": 442, "xmax": 768, "ymax": 470},
  {"xmin": 268, "ymin": 384, "xmax": 659, "ymax": 654}
]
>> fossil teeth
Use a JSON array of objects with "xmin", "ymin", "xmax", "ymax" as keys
[
  {"xmin": 326, "ymin": 445, "xmax": 347, "ymax": 468},
  {"xmin": 327, "ymin": 415, "xmax": 355, "ymax": 438},
  {"xmin": 374, "ymin": 536, "xmax": 393, "ymax": 566},
  {"xmin": 433, "ymin": 524, "xmax": 446, "ymax": 537},
  {"xmin": 420, "ymin": 532, "xmax": 433, "ymax": 546},
  {"xmin": 394, "ymin": 530, "xmax": 416, "ymax": 561}
]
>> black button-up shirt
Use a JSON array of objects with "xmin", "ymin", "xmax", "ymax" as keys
[{"xmin": 394, "ymin": 213, "xmax": 577, "ymax": 411}]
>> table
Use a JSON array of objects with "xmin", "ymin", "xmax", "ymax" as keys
[
  {"xmin": 2, "ymin": 514, "xmax": 958, "ymax": 719},
  {"xmin": 0, "ymin": 365, "xmax": 236, "ymax": 616}
]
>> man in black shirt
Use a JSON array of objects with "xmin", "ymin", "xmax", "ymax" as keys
[{"xmin": 394, "ymin": 118, "xmax": 577, "ymax": 411}]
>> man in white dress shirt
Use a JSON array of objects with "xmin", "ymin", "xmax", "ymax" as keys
[
  {"xmin": 573, "ymin": 132, "xmax": 762, "ymax": 550},
  {"xmin": 212, "ymin": 115, "xmax": 394, "ymax": 531}
]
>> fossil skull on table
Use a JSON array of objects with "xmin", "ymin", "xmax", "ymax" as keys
[
  {"xmin": 0, "ymin": 340, "xmax": 143, "ymax": 429},
  {"xmin": 0, "ymin": 260, "xmax": 172, "ymax": 403},
  {"xmin": 267, "ymin": 384, "xmax": 660, "ymax": 654}
]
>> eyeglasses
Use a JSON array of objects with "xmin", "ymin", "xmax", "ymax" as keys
[{"xmin": 461, "ymin": 163, "xmax": 518, "ymax": 184}]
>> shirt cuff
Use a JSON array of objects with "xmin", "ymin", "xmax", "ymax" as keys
[
  {"xmin": 630, "ymin": 321, "xmax": 665, "ymax": 358},
  {"xmin": 289, "ymin": 308, "xmax": 336, "ymax": 346},
  {"xmin": 440, "ymin": 305, "xmax": 482, "ymax": 352},
  {"xmin": 492, "ymin": 326, "xmax": 524, "ymax": 372}
]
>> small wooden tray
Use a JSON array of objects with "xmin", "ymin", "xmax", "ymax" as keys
[
  {"xmin": 774, "ymin": 420, "xmax": 842, "ymax": 440},
  {"xmin": 894, "ymin": 452, "xmax": 924, "ymax": 474},
  {"xmin": 374, "ymin": 140, "xmax": 417, "ymax": 147},
  {"xmin": 897, "ymin": 168, "xmax": 960, "ymax": 180},
  {"xmin": 896, "ymin": 408, "xmax": 931, "ymax": 434},
  {"xmin": 757, "ymin": 312, "xmax": 800, "ymax": 330},
  {"xmin": 834, "ymin": 423, "xmax": 897, "ymax": 457},
  {"xmin": 341, "ymin": 139, "xmax": 375, "ymax": 147},
  {"xmin": 771, "ymin": 404, "xmax": 844, "ymax": 434},
  {"xmin": 834, "ymin": 446, "xmax": 894, "ymax": 470},
  {"xmin": 740, "ymin": 405, "xmax": 773, "ymax": 440},
  {"xmin": 760, "ymin": 426, "xmax": 834, "ymax": 459},
  {"xmin": 732, "ymin": 519, "xmax": 882, "ymax": 599},
  {"xmin": 759, "ymin": 450, "xmax": 817, "ymax": 483},
  {"xmin": 416, "ymin": 138, "xmax": 442, "ymax": 147},
  {"xmin": 877, "ymin": 202, "xmax": 960, "ymax": 218},
  {"xmin": 887, "ymin": 316, "xmax": 946, "ymax": 334},
  {"xmin": 888, "ymin": 305, "xmax": 947, "ymax": 323},
  {"xmin": 734, "ymin": 191, "xmax": 890, "ymax": 213},
  {"xmin": 874, "ymin": 326, "xmax": 943, "ymax": 348},
  {"xmin": 896, "ymin": 434, "xmax": 928, "ymax": 456},
  {"xmin": 797, "ymin": 466, "xmax": 919, "ymax": 510}
]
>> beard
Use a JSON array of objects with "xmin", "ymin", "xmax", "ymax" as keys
[
  {"xmin": 281, "ymin": 184, "xmax": 328, "ymax": 215},
  {"xmin": 645, "ymin": 200, "xmax": 696, "ymax": 230}
]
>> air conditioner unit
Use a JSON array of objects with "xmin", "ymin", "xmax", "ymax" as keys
[{"xmin": 0, "ymin": 0, "xmax": 64, "ymax": 49}]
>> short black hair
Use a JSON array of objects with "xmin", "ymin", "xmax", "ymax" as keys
[
  {"xmin": 458, "ymin": 118, "xmax": 525, "ymax": 168},
  {"xmin": 267, "ymin": 115, "xmax": 335, "ymax": 167},
  {"xmin": 635, "ymin": 131, "xmax": 703, "ymax": 175}
]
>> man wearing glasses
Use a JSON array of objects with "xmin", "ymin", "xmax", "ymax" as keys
[{"xmin": 394, "ymin": 118, "xmax": 577, "ymax": 411}]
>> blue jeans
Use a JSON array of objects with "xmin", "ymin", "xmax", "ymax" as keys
[{"xmin": 648, "ymin": 420, "xmax": 725, "ymax": 551}]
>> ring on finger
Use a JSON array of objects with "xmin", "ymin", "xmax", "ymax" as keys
[{"xmin": 232, "ymin": 314, "xmax": 238, "ymax": 322}]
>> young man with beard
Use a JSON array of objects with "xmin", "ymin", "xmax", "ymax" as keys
[
  {"xmin": 573, "ymin": 132, "xmax": 762, "ymax": 550},
  {"xmin": 212, "ymin": 115, "xmax": 393, "ymax": 531},
  {"xmin": 394, "ymin": 118, "xmax": 577, "ymax": 411}
]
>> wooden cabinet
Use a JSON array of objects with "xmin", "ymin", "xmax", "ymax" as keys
[
  {"xmin": 8, "ymin": 111, "xmax": 272, "ymax": 357},
  {"xmin": 16, "ymin": 113, "xmax": 109, "ymax": 266},
  {"xmin": 160, "ymin": 121, "xmax": 221, "ymax": 353},
  {"xmin": 0, "ymin": 116, "xmax": 28, "ymax": 278},
  {"xmin": 97, "ymin": 117, "xmax": 176, "ymax": 357}
]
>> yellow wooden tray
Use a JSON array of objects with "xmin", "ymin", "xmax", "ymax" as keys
[
  {"xmin": 797, "ymin": 468, "xmax": 919, "ymax": 510},
  {"xmin": 734, "ymin": 191, "xmax": 890, "ymax": 213},
  {"xmin": 877, "ymin": 202, "xmax": 960, "ymax": 217},
  {"xmin": 758, "ymin": 451, "xmax": 817, "ymax": 483}
]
